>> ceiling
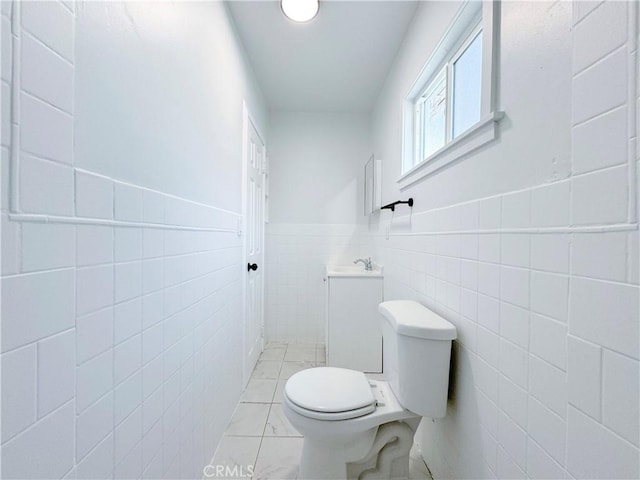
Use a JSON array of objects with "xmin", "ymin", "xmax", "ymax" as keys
[{"xmin": 227, "ymin": 1, "xmax": 420, "ymax": 112}]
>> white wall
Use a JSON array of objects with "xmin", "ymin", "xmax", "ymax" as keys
[
  {"xmin": 265, "ymin": 112, "xmax": 371, "ymax": 342},
  {"xmin": 0, "ymin": 1, "xmax": 267, "ymax": 478},
  {"xmin": 370, "ymin": 1, "xmax": 639, "ymax": 479}
]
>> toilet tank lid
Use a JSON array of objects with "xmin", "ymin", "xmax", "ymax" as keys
[{"xmin": 379, "ymin": 300, "xmax": 457, "ymax": 340}]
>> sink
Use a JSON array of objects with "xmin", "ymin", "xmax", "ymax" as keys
[{"xmin": 326, "ymin": 265, "xmax": 383, "ymax": 277}]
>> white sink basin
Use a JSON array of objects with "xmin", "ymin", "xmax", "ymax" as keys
[{"xmin": 326, "ymin": 265, "xmax": 383, "ymax": 277}]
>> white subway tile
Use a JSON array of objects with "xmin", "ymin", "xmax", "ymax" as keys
[
  {"xmin": 1, "ymin": 345, "xmax": 37, "ymax": 442},
  {"xmin": 460, "ymin": 260, "xmax": 479, "ymax": 291},
  {"xmin": 531, "ymin": 234, "xmax": 570, "ymax": 274},
  {"xmin": 143, "ymin": 324, "xmax": 164, "ymax": 367},
  {"xmin": 531, "ymin": 182, "xmax": 570, "ymax": 228},
  {"xmin": 479, "ymin": 197, "xmax": 501, "ymax": 229},
  {"xmin": 567, "ymin": 406, "xmax": 639, "ymax": 479},
  {"xmin": 77, "ymin": 307, "xmax": 113, "ymax": 365},
  {"xmin": 501, "ymin": 190, "xmax": 531, "ymax": 228},
  {"xmin": 115, "ymin": 183, "xmax": 144, "ymax": 222},
  {"xmin": 21, "ymin": 93, "xmax": 72, "ymax": 164},
  {"xmin": 527, "ymin": 438, "xmax": 566, "ymax": 480},
  {"xmin": 573, "ymin": 1, "xmax": 627, "ymax": 74},
  {"xmin": 529, "ymin": 355, "xmax": 567, "ymax": 418},
  {"xmin": 114, "ymin": 334, "xmax": 142, "ymax": 385},
  {"xmin": 1, "ymin": 16, "xmax": 11, "ymax": 83},
  {"xmin": 1, "ymin": 269, "xmax": 75, "ymax": 352},
  {"xmin": 572, "ymin": 166, "xmax": 628, "ymax": 225},
  {"xmin": 142, "ymin": 190, "xmax": 165, "ymax": 224},
  {"xmin": 143, "ymin": 228, "xmax": 164, "ymax": 259},
  {"xmin": 115, "ymin": 261, "xmax": 143, "ymax": 303},
  {"xmin": 498, "ymin": 375, "xmax": 527, "ymax": 429},
  {"xmin": 115, "ymin": 228, "xmax": 143, "ymax": 262},
  {"xmin": 76, "ymin": 433, "xmax": 114, "ymax": 480},
  {"xmin": 477, "ymin": 327, "xmax": 500, "ymax": 368},
  {"xmin": 76, "ymin": 265, "xmax": 114, "ymax": 317},
  {"xmin": 0, "ymin": 402, "xmax": 74, "ymax": 479},
  {"xmin": 76, "ymin": 392, "xmax": 113, "ymax": 461},
  {"xmin": 573, "ymin": 47, "xmax": 627, "ymax": 124},
  {"xmin": 498, "ymin": 412, "xmax": 527, "ymax": 469},
  {"xmin": 530, "ymin": 313, "xmax": 567, "ymax": 370},
  {"xmin": 142, "ymin": 291, "xmax": 164, "ymax": 329},
  {"xmin": 629, "ymin": 231, "xmax": 639, "ymax": 284},
  {"xmin": 573, "ymin": 107, "xmax": 627, "ymax": 174},
  {"xmin": 501, "ymin": 234, "xmax": 530, "ymax": 268},
  {"xmin": 568, "ymin": 336, "xmax": 602, "ymax": 420},
  {"xmin": 115, "ymin": 371, "xmax": 142, "ymax": 426},
  {"xmin": 530, "ymin": 271, "xmax": 569, "ymax": 322},
  {"xmin": 115, "ymin": 298, "xmax": 142, "ymax": 345},
  {"xmin": 478, "ymin": 234, "xmax": 500, "ymax": 263},
  {"xmin": 37, "ymin": 330, "xmax": 74, "ymax": 418},
  {"xmin": 19, "ymin": 153, "xmax": 74, "ymax": 215},
  {"xmin": 528, "ymin": 398, "xmax": 566, "ymax": 465},
  {"xmin": 76, "ymin": 171, "xmax": 114, "ymax": 220},
  {"xmin": 21, "ymin": 0, "xmax": 74, "ymax": 62},
  {"xmin": 497, "ymin": 446, "xmax": 526, "ymax": 480},
  {"xmin": 500, "ymin": 266, "xmax": 529, "ymax": 308},
  {"xmin": 499, "ymin": 302, "xmax": 529, "ymax": 349},
  {"xmin": 1, "ymin": 213, "xmax": 20, "ymax": 275},
  {"xmin": 76, "ymin": 349, "xmax": 113, "ymax": 412},
  {"xmin": 573, "ymin": 1, "xmax": 604, "ymax": 24},
  {"xmin": 21, "ymin": 222, "xmax": 75, "ymax": 272},
  {"xmin": 499, "ymin": 339, "xmax": 528, "ymax": 389},
  {"xmin": 477, "ymin": 294, "xmax": 500, "ymax": 333},
  {"xmin": 115, "ymin": 407, "xmax": 142, "ymax": 466},
  {"xmin": 21, "ymin": 32, "xmax": 73, "ymax": 113},
  {"xmin": 572, "ymin": 232, "xmax": 627, "ymax": 281},
  {"xmin": 478, "ymin": 262, "xmax": 500, "ymax": 298},
  {"xmin": 115, "ymin": 442, "xmax": 143, "ymax": 480},
  {"xmin": 570, "ymin": 277, "xmax": 639, "ymax": 359},
  {"xmin": 143, "ymin": 258, "xmax": 164, "ymax": 294},
  {"xmin": 1, "ymin": 82, "xmax": 8, "ymax": 147},
  {"xmin": 602, "ymin": 349, "xmax": 639, "ymax": 445},
  {"xmin": 77, "ymin": 225, "xmax": 113, "ymax": 267},
  {"xmin": 2, "ymin": 146, "xmax": 10, "ymax": 208}
]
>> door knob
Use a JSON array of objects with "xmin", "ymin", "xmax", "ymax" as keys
[{"xmin": 247, "ymin": 263, "xmax": 258, "ymax": 272}]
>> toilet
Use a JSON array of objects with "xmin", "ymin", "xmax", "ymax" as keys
[{"xmin": 282, "ymin": 300, "xmax": 457, "ymax": 480}]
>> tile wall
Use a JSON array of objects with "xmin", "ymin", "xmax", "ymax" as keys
[
  {"xmin": 367, "ymin": 2, "xmax": 639, "ymax": 478},
  {"xmin": 264, "ymin": 223, "xmax": 368, "ymax": 343},
  {"xmin": 1, "ymin": 2, "xmax": 245, "ymax": 478}
]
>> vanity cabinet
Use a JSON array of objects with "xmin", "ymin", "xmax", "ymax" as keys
[{"xmin": 325, "ymin": 268, "xmax": 383, "ymax": 373}]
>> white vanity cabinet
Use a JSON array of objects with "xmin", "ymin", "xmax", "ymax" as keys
[{"xmin": 325, "ymin": 266, "xmax": 383, "ymax": 373}]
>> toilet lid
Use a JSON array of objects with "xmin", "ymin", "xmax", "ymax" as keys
[{"xmin": 284, "ymin": 367, "xmax": 376, "ymax": 414}]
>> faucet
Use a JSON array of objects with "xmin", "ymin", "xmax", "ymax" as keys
[{"xmin": 353, "ymin": 257, "xmax": 373, "ymax": 271}]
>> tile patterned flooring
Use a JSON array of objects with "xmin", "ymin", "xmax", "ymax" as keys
[{"xmin": 210, "ymin": 342, "xmax": 432, "ymax": 480}]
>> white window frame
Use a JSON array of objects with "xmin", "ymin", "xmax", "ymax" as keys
[{"xmin": 399, "ymin": 0, "xmax": 503, "ymax": 190}]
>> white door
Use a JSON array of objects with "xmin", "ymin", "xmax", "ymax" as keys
[{"xmin": 243, "ymin": 114, "xmax": 266, "ymax": 384}]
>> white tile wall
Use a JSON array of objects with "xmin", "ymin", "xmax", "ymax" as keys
[
  {"xmin": 369, "ymin": 3, "xmax": 640, "ymax": 479},
  {"xmin": 265, "ymin": 223, "xmax": 368, "ymax": 343},
  {"xmin": 0, "ymin": 3, "xmax": 247, "ymax": 478}
]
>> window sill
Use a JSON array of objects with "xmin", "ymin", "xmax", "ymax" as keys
[{"xmin": 397, "ymin": 111, "xmax": 504, "ymax": 190}]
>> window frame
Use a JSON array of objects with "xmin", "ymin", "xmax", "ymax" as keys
[{"xmin": 399, "ymin": 1, "xmax": 503, "ymax": 190}]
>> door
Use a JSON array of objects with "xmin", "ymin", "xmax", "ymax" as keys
[{"xmin": 243, "ymin": 112, "xmax": 266, "ymax": 385}]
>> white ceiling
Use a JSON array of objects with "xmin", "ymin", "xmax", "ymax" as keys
[{"xmin": 227, "ymin": 1, "xmax": 419, "ymax": 112}]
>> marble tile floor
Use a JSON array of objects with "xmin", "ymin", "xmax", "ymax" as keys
[{"xmin": 209, "ymin": 342, "xmax": 433, "ymax": 480}]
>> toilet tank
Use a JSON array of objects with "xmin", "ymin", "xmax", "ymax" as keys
[{"xmin": 378, "ymin": 300, "xmax": 457, "ymax": 418}]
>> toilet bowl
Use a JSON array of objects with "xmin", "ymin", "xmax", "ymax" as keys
[{"xmin": 282, "ymin": 300, "xmax": 457, "ymax": 480}]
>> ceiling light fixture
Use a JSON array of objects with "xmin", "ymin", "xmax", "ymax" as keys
[{"xmin": 281, "ymin": 0, "xmax": 319, "ymax": 23}]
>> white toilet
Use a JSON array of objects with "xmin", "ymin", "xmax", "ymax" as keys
[{"xmin": 283, "ymin": 300, "xmax": 457, "ymax": 480}]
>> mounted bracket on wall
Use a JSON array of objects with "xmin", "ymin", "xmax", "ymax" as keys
[{"xmin": 381, "ymin": 198, "xmax": 414, "ymax": 212}]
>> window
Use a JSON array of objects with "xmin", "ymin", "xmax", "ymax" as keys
[{"xmin": 400, "ymin": 1, "xmax": 503, "ymax": 188}]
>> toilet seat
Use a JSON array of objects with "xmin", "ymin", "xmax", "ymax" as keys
[{"xmin": 284, "ymin": 367, "xmax": 376, "ymax": 421}]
